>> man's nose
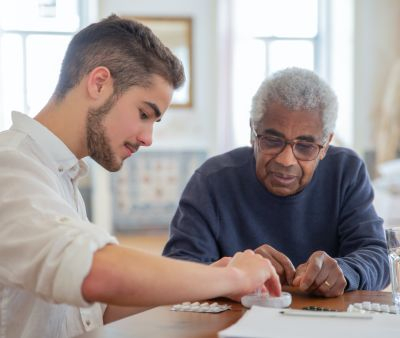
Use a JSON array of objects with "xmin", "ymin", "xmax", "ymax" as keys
[
  {"xmin": 137, "ymin": 126, "xmax": 153, "ymax": 147},
  {"xmin": 273, "ymin": 144, "xmax": 298, "ymax": 166}
]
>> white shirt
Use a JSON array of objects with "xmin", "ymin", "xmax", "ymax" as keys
[{"xmin": 0, "ymin": 112, "xmax": 118, "ymax": 338}]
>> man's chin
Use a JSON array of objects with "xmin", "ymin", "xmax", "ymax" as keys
[
  {"xmin": 95, "ymin": 159, "xmax": 123, "ymax": 172},
  {"xmin": 266, "ymin": 183, "xmax": 299, "ymax": 197}
]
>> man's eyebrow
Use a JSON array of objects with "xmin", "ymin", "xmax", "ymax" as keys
[
  {"xmin": 296, "ymin": 135, "xmax": 317, "ymax": 142},
  {"xmin": 262, "ymin": 128, "xmax": 285, "ymax": 138},
  {"xmin": 144, "ymin": 101, "xmax": 161, "ymax": 118},
  {"xmin": 262, "ymin": 128, "xmax": 317, "ymax": 142}
]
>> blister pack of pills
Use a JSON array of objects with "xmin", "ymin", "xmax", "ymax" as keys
[
  {"xmin": 347, "ymin": 301, "xmax": 400, "ymax": 314},
  {"xmin": 170, "ymin": 301, "xmax": 231, "ymax": 313}
]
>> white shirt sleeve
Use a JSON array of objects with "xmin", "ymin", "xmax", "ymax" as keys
[{"xmin": 0, "ymin": 149, "xmax": 117, "ymax": 307}]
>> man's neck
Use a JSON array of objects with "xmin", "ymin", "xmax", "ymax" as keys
[{"xmin": 35, "ymin": 93, "xmax": 88, "ymax": 159}]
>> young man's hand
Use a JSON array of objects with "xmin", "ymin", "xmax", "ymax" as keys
[{"xmin": 225, "ymin": 250, "xmax": 281, "ymax": 301}]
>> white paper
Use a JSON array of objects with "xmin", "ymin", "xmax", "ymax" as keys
[{"xmin": 218, "ymin": 306, "xmax": 400, "ymax": 338}]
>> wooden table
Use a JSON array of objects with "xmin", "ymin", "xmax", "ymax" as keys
[{"xmin": 77, "ymin": 289, "xmax": 393, "ymax": 338}]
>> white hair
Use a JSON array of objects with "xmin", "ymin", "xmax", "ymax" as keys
[{"xmin": 250, "ymin": 67, "xmax": 338, "ymax": 140}]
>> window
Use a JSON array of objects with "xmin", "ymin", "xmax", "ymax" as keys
[
  {"xmin": 230, "ymin": 0, "xmax": 354, "ymax": 148},
  {"xmin": 0, "ymin": 0, "xmax": 82, "ymax": 130}
]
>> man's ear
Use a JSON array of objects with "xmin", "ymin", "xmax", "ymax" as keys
[
  {"xmin": 87, "ymin": 66, "xmax": 113, "ymax": 100},
  {"xmin": 319, "ymin": 133, "xmax": 334, "ymax": 160}
]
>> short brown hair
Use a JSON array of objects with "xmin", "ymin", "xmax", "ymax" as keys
[{"xmin": 54, "ymin": 14, "xmax": 185, "ymax": 99}]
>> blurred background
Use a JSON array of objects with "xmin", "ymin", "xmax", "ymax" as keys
[{"xmin": 1, "ymin": 0, "xmax": 399, "ymax": 252}]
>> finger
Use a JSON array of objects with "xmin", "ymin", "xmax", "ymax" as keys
[
  {"xmin": 299, "ymin": 252, "xmax": 325, "ymax": 291},
  {"xmin": 256, "ymin": 245, "xmax": 295, "ymax": 285},
  {"xmin": 320, "ymin": 277, "xmax": 336, "ymax": 295},
  {"xmin": 255, "ymin": 247, "xmax": 286, "ymax": 281},
  {"xmin": 269, "ymin": 256, "xmax": 287, "ymax": 283},
  {"xmin": 210, "ymin": 256, "xmax": 232, "ymax": 268},
  {"xmin": 314, "ymin": 276, "xmax": 338, "ymax": 297},
  {"xmin": 312, "ymin": 256, "xmax": 340, "ymax": 294},
  {"xmin": 292, "ymin": 264, "xmax": 306, "ymax": 287},
  {"xmin": 265, "ymin": 276, "xmax": 282, "ymax": 297},
  {"xmin": 244, "ymin": 249, "xmax": 255, "ymax": 255},
  {"xmin": 315, "ymin": 268, "xmax": 347, "ymax": 297},
  {"xmin": 265, "ymin": 266, "xmax": 282, "ymax": 297},
  {"xmin": 326, "ymin": 276, "xmax": 346, "ymax": 297},
  {"xmin": 312, "ymin": 278, "xmax": 333, "ymax": 296},
  {"xmin": 269, "ymin": 250, "xmax": 296, "ymax": 285},
  {"xmin": 258, "ymin": 284, "xmax": 268, "ymax": 294},
  {"xmin": 312, "ymin": 267, "xmax": 330, "ymax": 290}
]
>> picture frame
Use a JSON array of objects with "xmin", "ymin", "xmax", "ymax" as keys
[{"xmin": 127, "ymin": 16, "xmax": 193, "ymax": 108}]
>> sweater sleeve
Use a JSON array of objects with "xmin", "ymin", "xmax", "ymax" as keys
[
  {"xmin": 335, "ymin": 160, "xmax": 390, "ymax": 291},
  {"xmin": 162, "ymin": 170, "xmax": 221, "ymax": 263}
]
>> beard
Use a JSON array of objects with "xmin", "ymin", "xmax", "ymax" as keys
[{"xmin": 86, "ymin": 94, "xmax": 122, "ymax": 172}]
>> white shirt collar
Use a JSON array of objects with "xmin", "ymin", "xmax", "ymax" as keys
[{"xmin": 10, "ymin": 111, "xmax": 88, "ymax": 179}]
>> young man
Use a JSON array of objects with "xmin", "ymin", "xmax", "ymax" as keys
[
  {"xmin": 0, "ymin": 15, "xmax": 280, "ymax": 338},
  {"xmin": 163, "ymin": 67, "xmax": 389, "ymax": 298}
]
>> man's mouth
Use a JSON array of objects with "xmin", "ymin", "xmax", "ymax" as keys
[
  {"xmin": 270, "ymin": 172, "xmax": 297, "ymax": 185},
  {"xmin": 124, "ymin": 142, "xmax": 139, "ymax": 156}
]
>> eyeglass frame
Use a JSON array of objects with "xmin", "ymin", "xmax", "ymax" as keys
[{"xmin": 251, "ymin": 127, "xmax": 327, "ymax": 161}]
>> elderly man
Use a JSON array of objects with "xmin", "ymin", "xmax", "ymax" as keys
[{"xmin": 163, "ymin": 67, "xmax": 389, "ymax": 297}]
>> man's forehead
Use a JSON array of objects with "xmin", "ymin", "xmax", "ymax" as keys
[{"xmin": 257, "ymin": 108, "xmax": 324, "ymax": 140}]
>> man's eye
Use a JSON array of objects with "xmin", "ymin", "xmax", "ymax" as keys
[
  {"xmin": 296, "ymin": 142, "xmax": 316, "ymax": 152},
  {"xmin": 263, "ymin": 137, "xmax": 283, "ymax": 148},
  {"xmin": 139, "ymin": 110, "xmax": 148, "ymax": 120}
]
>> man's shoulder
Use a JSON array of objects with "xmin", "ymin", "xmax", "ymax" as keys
[
  {"xmin": 322, "ymin": 145, "xmax": 365, "ymax": 174},
  {"xmin": 325, "ymin": 145, "xmax": 362, "ymax": 163},
  {"xmin": 0, "ymin": 129, "xmax": 49, "ymax": 169},
  {"xmin": 197, "ymin": 147, "xmax": 253, "ymax": 176},
  {"xmin": 0, "ymin": 129, "xmax": 25, "ymax": 150}
]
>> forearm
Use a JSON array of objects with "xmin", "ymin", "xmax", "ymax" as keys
[
  {"xmin": 82, "ymin": 244, "xmax": 249, "ymax": 306},
  {"xmin": 336, "ymin": 246, "xmax": 390, "ymax": 290}
]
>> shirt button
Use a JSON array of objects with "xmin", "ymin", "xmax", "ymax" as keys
[
  {"xmin": 85, "ymin": 320, "xmax": 91, "ymax": 326},
  {"xmin": 59, "ymin": 217, "xmax": 69, "ymax": 223},
  {"xmin": 58, "ymin": 166, "xmax": 63, "ymax": 173}
]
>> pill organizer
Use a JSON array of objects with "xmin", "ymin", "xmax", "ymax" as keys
[
  {"xmin": 347, "ymin": 301, "xmax": 400, "ymax": 314},
  {"xmin": 170, "ymin": 301, "xmax": 231, "ymax": 313},
  {"xmin": 241, "ymin": 291, "xmax": 292, "ymax": 308}
]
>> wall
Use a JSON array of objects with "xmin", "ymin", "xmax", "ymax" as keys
[
  {"xmin": 353, "ymin": 0, "xmax": 400, "ymax": 157},
  {"xmin": 98, "ymin": 0, "xmax": 218, "ymax": 153},
  {"xmin": 92, "ymin": 0, "xmax": 219, "ymax": 232}
]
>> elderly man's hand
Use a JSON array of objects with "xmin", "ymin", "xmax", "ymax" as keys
[
  {"xmin": 255, "ymin": 244, "xmax": 296, "ymax": 285},
  {"xmin": 292, "ymin": 251, "xmax": 347, "ymax": 297}
]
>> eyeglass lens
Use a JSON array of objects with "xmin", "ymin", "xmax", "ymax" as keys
[{"xmin": 259, "ymin": 136, "xmax": 320, "ymax": 160}]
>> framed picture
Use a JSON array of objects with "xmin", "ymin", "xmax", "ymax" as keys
[{"xmin": 127, "ymin": 16, "xmax": 193, "ymax": 108}]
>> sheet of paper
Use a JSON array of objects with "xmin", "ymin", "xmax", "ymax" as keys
[{"xmin": 218, "ymin": 306, "xmax": 400, "ymax": 338}]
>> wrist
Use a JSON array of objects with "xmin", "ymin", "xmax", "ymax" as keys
[{"xmin": 223, "ymin": 266, "xmax": 251, "ymax": 297}]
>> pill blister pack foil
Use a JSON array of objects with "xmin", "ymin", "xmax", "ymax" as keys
[
  {"xmin": 347, "ymin": 302, "xmax": 400, "ymax": 314},
  {"xmin": 171, "ymin": 301, "xmax": 231, "ymax": 313}
]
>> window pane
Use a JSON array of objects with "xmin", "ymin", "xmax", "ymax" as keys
[
  {"xmin": 234, "ymin": 0, "xmax": 318, "ymax": 38},
  {"xmin": 268, "ymin": 40, "xmax": 314, "ymax": 74},
  {"xmin": 26, "ymin": 34, "xmax": 71, "ymax": 115},
  {"xmin": 0, "ymin": 0, "xmax": 79, "ymax": 32},
  {"xmin": 0, "ymin": 34, "xmax": 24, "ymax": 130}
]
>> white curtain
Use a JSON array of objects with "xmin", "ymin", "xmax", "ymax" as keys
[{"xmin": 376, "ymin": 59, "xmax": 400, "ymax": 164}]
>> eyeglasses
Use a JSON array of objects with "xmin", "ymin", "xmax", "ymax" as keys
[{"xmin": 252, "ymin": 128, "xmax": 325, "ymax": 161}]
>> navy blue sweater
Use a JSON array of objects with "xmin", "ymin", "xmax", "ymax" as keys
[{"xmin": 163, "ymin": 146, "xmax": 389, "ymax": 291}]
